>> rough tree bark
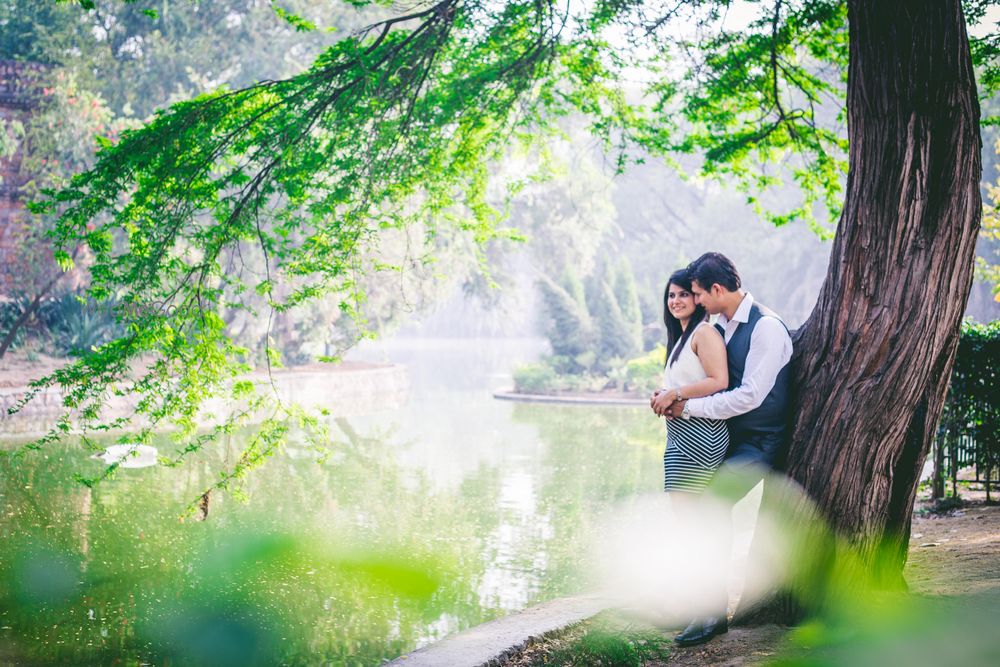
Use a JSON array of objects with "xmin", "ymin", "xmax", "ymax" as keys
[{"xmin": 769, "ymin": 0, "xmax": 983, "ymax": 601}]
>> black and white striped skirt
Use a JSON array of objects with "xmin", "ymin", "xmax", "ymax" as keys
[{"xmin": 663, "ymin": 417, "xmax": 729, "ymax": 493}]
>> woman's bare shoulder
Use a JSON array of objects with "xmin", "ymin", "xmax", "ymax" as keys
[{"xmin": 693, "ymin": 320, "xmax": 723, "ymax": 343}]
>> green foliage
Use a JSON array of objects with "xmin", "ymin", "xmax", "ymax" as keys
[
  {"xmin": 534, "ymin": 620, "xmax": 672, "ymax": 667},
  {"xmin": 512, "ymin": 345, "xmax": 664, "ymax": 396},
  {"xmin": 11, "ymin": 0, "xmax": 569, "ymax": 493},
  {"xmin": 611, "ymin": 256, "xmax": 643, "ymax": 349},
  {"xmin": 271, "ymin": 3, "xmax": 317, "ymax": 33},
  {"xmin": 510, "ymin": 362, "xmax": 594, "ymax": 394},
  {"xmin": 538, "ymin": 271, "xmax": 597, "ymax": 372},
  {"xmin": 10, "ymin": 0, "xmax": 996, "ymax": 495},
  {"xmin": 587, "ymin": 276, "xmax": 633, "ymax": 371},
  {"xmin": 964, "ymin": 0, "xmax": 1000, "ymax": 105},
  {"xmin": 7, "ymin": 66, "xmax": 132, "ymax": 219},
  {"xmin": 624, "ymin": 345, "xmax": 667, "ymax": 395},
  {"xmin": 2, "ymin": 4, "xmax": 461, "ymax": 365},
  {"xmin": 586, "ymin": 266, "xmax": 642, "ymax": 371},
  {"xmin": 38, "ymin": 292, "xmax": 122, "ymax": 356},
  {"xmin": 0, "ymin": 116, "xmax": 23, "ymax": 164},
  {"xmin": 773, "ymin": 590, "xmax": 1000, "ymax": 666},
  {"xmin": 933, "ymin": 320, "xmax": 1000, "ymax": 494},
  {"xmin": 579, "ymin": 0, "xmax": 851, "ymax": 235},
  {"xmin": 3, "ymin": 1, "xmax": 381, "ymax": 119},
  {"xmin": 978, "ymin": 138, "xmax": 1000, "ymax": 298},
  {"xmin": 0, "ymin": 69, "xmax": 135, "ymax": 357},
  {"xmin": 512, "ymin": 362, "xmax": 558, "ymax": 394},
  {"xmin": 535, "ymin": 256, "xmax": 645, "ymax": 379}
]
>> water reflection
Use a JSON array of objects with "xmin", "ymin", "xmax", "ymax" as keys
[
  {"xmin": 0, "ymin": 339, "xmax": 666, "ymax": 664},
  {"xmin": 91, "ymin": 443, "xmax": 159, "ymax": 468}
]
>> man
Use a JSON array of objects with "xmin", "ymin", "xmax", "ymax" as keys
[{"xmin": 655, "ymin": 251, "xmax": 793, "ymax": 647}]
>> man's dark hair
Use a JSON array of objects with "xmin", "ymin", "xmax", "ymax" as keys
[{"xmin": 688, "ymin": 252, "xmax": 741, "ymax": 292}]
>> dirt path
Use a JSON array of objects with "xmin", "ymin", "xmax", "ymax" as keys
[
  {"xmin": 653, "ymin": 625, "xmax": 788, "ymax": 666},
  {"xmin": 904, "ymin": 500, "xmax": 1000, "ymax": 596}
]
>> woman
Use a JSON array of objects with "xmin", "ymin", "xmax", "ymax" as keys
[{"xmin": 651, "ymin": 268, "xmax": 729, "ymax": 494}]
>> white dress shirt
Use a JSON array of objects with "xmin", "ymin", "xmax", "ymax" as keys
[{"xmin": 687, "ymin": 293, "xmax": 792, "ymax": 421}]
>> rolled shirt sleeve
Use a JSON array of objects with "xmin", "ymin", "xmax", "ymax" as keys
[{"xmin": 686, "ymin": 316, "xmax": 792, "ymax": 421}]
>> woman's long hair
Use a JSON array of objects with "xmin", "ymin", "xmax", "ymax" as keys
[{"xmin": 663, "ymin": 268, "xmax": 707, "ymax": 367}]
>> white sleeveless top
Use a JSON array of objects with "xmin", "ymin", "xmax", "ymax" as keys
[{"xmin": 662, "ymin": 320, "xmax": 712, "ymax": 388}]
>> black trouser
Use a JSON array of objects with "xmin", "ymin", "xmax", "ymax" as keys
[{"xmin": 700, "ymin": 430, "xmax": 786, "ymax": 616}]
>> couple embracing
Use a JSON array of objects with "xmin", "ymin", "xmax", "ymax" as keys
[{"xmin": 650, "ymin": 252, "xmax": 793, "ymax": 647}]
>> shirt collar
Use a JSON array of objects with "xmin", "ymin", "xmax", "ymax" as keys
[{"xmin": 719, "ymin": 292, "xmax": 753, "ymax": 327}]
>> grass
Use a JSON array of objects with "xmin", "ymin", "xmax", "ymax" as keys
[{"xmin": 515, "ymin": 614, "xmax": 671, "ymax": 667}]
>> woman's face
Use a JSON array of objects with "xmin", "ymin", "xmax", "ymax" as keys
[{"xmin": 667, "ymin": 283, "xmax": 696, "ymax": 321}]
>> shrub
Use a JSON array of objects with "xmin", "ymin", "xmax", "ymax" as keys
[
  {"xmin": 39, "ymin": 293, "xmax": 121, "ymax": 356},
  {"xmin": 624, "ymin": 344, "xmax": 667, "ymax": 394},
  {"xmin": 513, "ymin": 362, "xmax": 559, "ymax": 394}
]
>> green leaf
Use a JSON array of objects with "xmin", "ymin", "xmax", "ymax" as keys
[{"xmin": 271, "ymin": 3, "xmax": 316, "ymax": 32}]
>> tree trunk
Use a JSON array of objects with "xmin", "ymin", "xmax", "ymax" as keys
[
  {"xmin": 785, "ymin": 0, "xmax": 981, "ymax": 591},
  {"xmin": 0, "ymin": 246, "xmax": 78, "ymax": 359},
  {"xmin": 0, "ymin": 281, "xmax": 54, "ymax": 359}
]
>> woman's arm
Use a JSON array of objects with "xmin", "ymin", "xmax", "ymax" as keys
[
  {"xmin": 652, "ymin": 325, "xmax": 729, "ymax": 416},
  {"xmin": 675, "ymin": 325, "xmax": 728, "ymax": 399}
]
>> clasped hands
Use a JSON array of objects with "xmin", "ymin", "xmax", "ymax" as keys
[{"xmin": 650, "ymin": 388, "xmax": 686, "ymax": 419}]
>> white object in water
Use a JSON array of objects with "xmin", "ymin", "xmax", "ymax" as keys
[{"xmin": 92, "ymin": 443, "xmax": 158, "ymax": 468}]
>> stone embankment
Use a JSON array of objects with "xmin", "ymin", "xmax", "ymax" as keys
[
  {"xmin": 0, "ymin": 361, "xmax": 408, "ymax": 439},
  {"xmin": 493, "ymin": 389, "xmax": 647, "ymax": 406}
]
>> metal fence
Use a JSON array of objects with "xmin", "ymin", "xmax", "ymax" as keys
[
  {"xmin": 933, "ymin": 415, "xmax": 998, "ymax": 501},
  {"xmin": 930, "ymin": 321, "xmax": 999, "ymax": 501}
]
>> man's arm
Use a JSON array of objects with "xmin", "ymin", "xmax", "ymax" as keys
[{"xmin": 684, "ymin": 317, "xmax": 792, "ymax": 420}]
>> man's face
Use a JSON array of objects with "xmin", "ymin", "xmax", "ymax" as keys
[{"xmin": 691, "ymin": 280, "xmax": 722, "ymax": 314}]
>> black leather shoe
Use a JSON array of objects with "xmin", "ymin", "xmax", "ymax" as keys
[{"xmin": 674, "ymin": 615, "xmax": 728, "ymax": 647}]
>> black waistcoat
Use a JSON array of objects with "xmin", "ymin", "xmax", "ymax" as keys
[{"xmin": 718, "ymin": 302, "xmax": 791, "ymax": 439}]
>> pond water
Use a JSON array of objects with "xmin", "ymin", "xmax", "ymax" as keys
[{"xmin": 0, "ymin": 339, "xmax": 666, "ymax": 666}]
